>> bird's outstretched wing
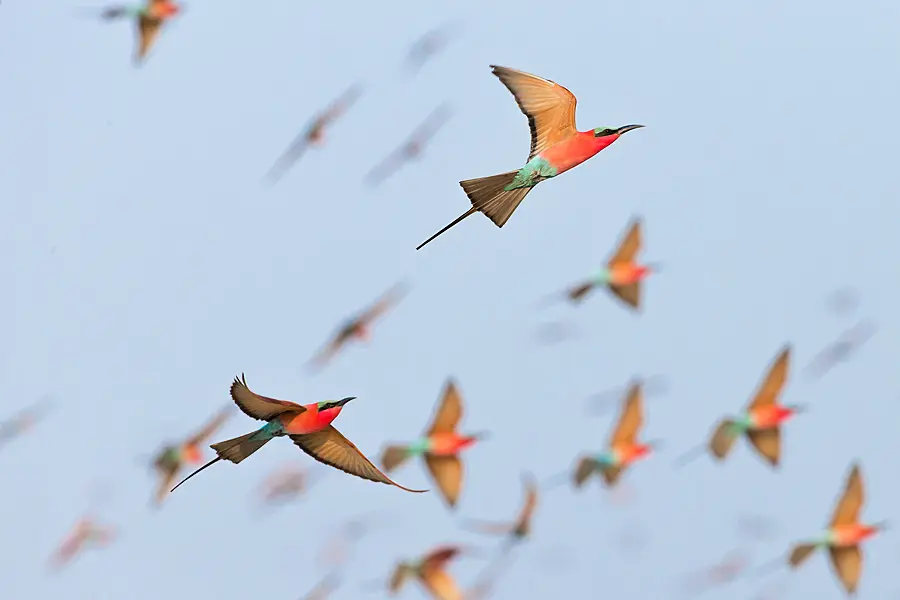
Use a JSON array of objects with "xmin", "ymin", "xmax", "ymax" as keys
[
  {"xmin": 607, "ymin": 217, "xmax": 643, "ymax": 268},
  {"xmin": 135, "ymin": 15, "xmax": 162, "ymax": 64},
  {"xmin": 364, "ymin": 106, "xmax": 451, "ymax": 186},
  {"xmin": 358, "ymin": 283, "xmax": 408, "ymax": 325},
  {"xmin": 608, "ymin": 382, "xmax": 643, "ymax": 447},
  {"xmin": 573, "ymin": 456, "xmax": 600, "ymax": 487},
  {"xmin": 490, "ymin": 65, "xmax": 578, "ymax": 160},
  {"xmin": 425, "ymin": 454, "xmax": 463, "ymax": 508},
  {"xmin": 307, "ymin": 326, "xmax": 356, "ymax": 370},
  {"xmin": 153, "ymin": 464, "xmax": 179, "ymax": 506},
  {"xmin": 516, "ymin": 473, "xmax": 539, "ymax": 526},
  {"xmin": 422, "ymin": 568, "xmax": 464, "ymax": 600},
  {"xmin": 427, "ymin": 379, "xmax": 463, "ymax": 435},
  {"xmin": 567, "ymin": 281, "xmax": 595, "ymax": 303},
  {"xmin": 185, "ymin": 406, "xmax": 232, "ymax": 446},
  {"xmin": 230, "ymin": 374, "xmax": 305, "ymax": 421},
  {"xmin": 830, "ymin": 462, "xmax": 864, "ymax": 527},
  {"xmin": 290, "ymin": 427, "xmax": 427, "ymax": 492},
  {"xmin": 746, "ymin": 346, "xmax": 791, "ymax": 411}
]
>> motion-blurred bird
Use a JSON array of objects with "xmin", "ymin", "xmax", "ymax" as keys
[
  {"xmin": 559, "ymin": 217, "xmax": 659, "ymax": 311},
  {"xmin": 380, "ymin": 379, "xmax": 487, "ymax": 508},
  {"xmin": 91, "ymin": 0, "xmax": 182, "ymax": 65},
  {"xmin": 404, "ymin": 22, "xmax": 459, "ymax": 74},
  {"xmin": 265, "ymin": 84, "xmax": 364, "ymax": 184},
  {"xmin": 464, "ymin": 473, "xmax": 539, "ymax": 548},
  {"xmin": 364, "ymin": 104, "xmax": 453, "ymax": 188},
  {"xmin": 679, "ymin": 550, "xmax": 750, "ymax": 597},
  {"xmin": 171, "ymin": 375, "xmax": 425, "ymax": 493},
  {"xmin": 416, "ymin": 65, "xmax": 643, "ymax": 250},
  {"xmin": 803, "ymin": 319, "xmax": 876, "ymax": 381},
  {"xmin": 307, "ymin": 283, "xmax": 407, "ymax": 370},
  {"xmin": 0, "ymin": 396, "xmax": 54, "ymax": 452},
  {"xmin": 676, "ymin": 346, "xmax": 801, "ymax": 468},
  {"xmin": 301, "ymin": 573, "xmax": 341, "ymax": 600},
  {"xmin": 785, "ymin": 463, "xmax": 886, "ymax": 595},
  {"xmin": 572, "ymin": 381, "xmax": 658, "ymax": 489},
  {"xmin": 257, "ymin": 463, "xmax": 318, "ymax": 508},
  {"xmin": 150, "ymin": 406, "xmax": 231, "ymax": 506},
  {"xmin": 387, "ymin": 545, "xmax": 469, "ymax": 600},
  {"xmin": 48, "ymin": 517, "xmax": 116, "ymax": 571}
]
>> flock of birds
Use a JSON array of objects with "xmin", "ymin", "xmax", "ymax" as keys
[{"xmin": 4, "ymin": 1, "xmax": 889, "ymax": 599}]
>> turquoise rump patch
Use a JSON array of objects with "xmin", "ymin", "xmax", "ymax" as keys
[{"xmin": 504, "ymin": 156, "xmax": 558, "ymax": 191}]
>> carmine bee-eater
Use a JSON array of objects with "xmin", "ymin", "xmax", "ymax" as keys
[
  {"xmin": 803, "ymin": 319, "xmax": 876, "ymax": 381},
  {"xmin": 380, "ymin": 379, "xmax": 487, "ymax": 509},
  {"xmin": 307, "ymin": 282, "xmax": 407, "ymax": 371},
  {"xmin": 572, "ymin": 381, "xmax": 659, "ymax": 489},
  {"xmin": 149, "ymin": 406, "xmax": 231, "ymax": 506},
  {"xmin": 675, "ymin": 346, "xmax": 802, "ymax": 469},
  {"xmin": 0, "ymin": 396, "xmax": 54, "ymax": 453},
  {"xmin": 265, "ymin": 84, "xmax": 364, "ymax": 185},
  {"xmin": 561, "ymin": 217, "xmax": 660, "ymax": 311},
  {"xmin": 92, "ymin": 0, "xmax": 182, "ymax": 65},
  {"xmin": 416, "ymin": 65, "xmax": 644, "ymax": 250},
  {"xmin": 785, "ymin": 463, "xmax": 886, "ymax": 596},
  {"xmin": 464, "ymin": 473, "xmax": 539, "ymax": 548},
  {"xmin": 364, "ymin": 104, "xmax": 454, "ymax": 188},
  {"xmin": 387, "ymin": 545, "xmax": 472, "ymax": 600},
  {"xmin": 170, "ymin": 374, "xmax": 426, "ymax": 494},
  {"xmin": 48, "ymin": 517, "xmax": 116, "ymax": 571}
]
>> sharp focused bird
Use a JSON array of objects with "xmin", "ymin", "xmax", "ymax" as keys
[
  {"xmin": 170, "ymin": 375, "xmax": 426, "ymax": 494},
  {"xmin": 416, "ymin": 65, "xmax": 643, "ymax": 250}
]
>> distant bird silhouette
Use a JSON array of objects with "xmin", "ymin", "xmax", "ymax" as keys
[
  {"xmin": 0, "ymin": 396, "xmax": 54, "ymax": 452},
  {"xmin": 463, "ymin": 473, "xmax": 539, "ymax": 550},
  {"xmin": 265, "ymin": 84, "xmax": 364, "ymax": 184},
  {"xmin": 403, "ymin": 22, "xmax": 459, "ymax": 74},
  {"xmin": 307, "ymin": 283, "xmax": 407, "ymax": 370},
  {"xmin": 380, "ymin": 378, "xmax": 487, "ymax": 509},
  {"xmin": 364, "ymin": 104, "xmax": 453, "ymax": 188},
  {"xmin": 803, "ymin": 319, "xmax": 876, "ymax": 381},
  {"xmin": 170, "ymin": 375, "xmax": 426, "ymax": 494},
  {"xmin": 416, "ymin": 65, "xmax": 643, "ymax": 250},
  {"xmin": 88, "ymin": 0, "xmax": 183, "ymax": 65},
  {"xmin": 256, "ymin": 463, "xmax": 320, "ymax": 509},
  {"xmin": 300, "ymin": 573, "xmax": 341, "ymax": 600}
]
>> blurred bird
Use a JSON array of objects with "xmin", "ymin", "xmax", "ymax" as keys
[
  {"xmin": 784, "ymin": 463, "xmax": 886, "ymax": 595},
  {"xmin": 301, "ymin": 573, "xmax": 341, "ymax": 600},
  {"xmin": 364, "ymin": 104, "xmax": 453, "ymax": 188},
  {"xmin": 89, "ymin": 0, "xmax": 183, "ymax": 65},
  {"xmin": 0, "ymin": 396, "xmax": 54, "ymax": 452},
  {"xmin": 678, "ymin": 549, "xmax": 751, "ymax": 597},
  {"xmin": 380, "ymin": 379, "xmax": 487, "ymax": 509},
  {"xmin": 48, "ymin": 517, "xmax": 116, "ymax": 571},
  {"xmin": 307, "ymin": 283, "xmax": 407, "ymax": 370},
  {"xmin": 318, "ymin": 513, "xmax": 382, "ymax": 571},
  {"xmin": 170, "ymin": 374, "xmax": 426, "ymax": 493},
  {"xmin": 404, "ymin": 22, "xmax": 459, "ymax": 74},
  {"xmin": 803, "ymin": 319, "xmax": 876, "ymax": 381},
  {"xmin": 257, "ymin": 463, "xmax": 320, "ymax": 509},
  {"xmin": 570, "ymin": 381, "xmax": 658, "ymax": 489},
  {"xmin": 416, "ymin": 65, "xmax": 644, "ymax": 250},
  {"xmin": 557, "ymin": 217, "xmax": 660, "ymax": 311},
  {"xmin": 149, "ymin": 406, "xmax": 231, "ymax": 506},
  {"xmin": 463, "ymin": 473, "xmax": 539, "ymax": 549},
  {"xmin": 386, "ymin": 545, "xmax": 472, "ymax": 600},
  {"xmin": 265, "ymin": 84, "xmax": 364, "ymax": 185},
  {"xmin": 825, "ymin": 286, "xmax": 860, "ymax": 317},
  {"xmin": 675, "ymin": 346, "xmax": 802, "ymax": 469}
]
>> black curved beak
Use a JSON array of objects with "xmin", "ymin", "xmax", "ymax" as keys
[
  {"xmin": 615, "ymin": 124, "xmax": 645, "ymax": 135},
  {"xmin": 338, "ymin": 396, "xmax": 356, "ymax": 406}
]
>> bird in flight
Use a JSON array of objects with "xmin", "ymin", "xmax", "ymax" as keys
[
  {"xmin": 416, "ymin": 65, "xmax": 643, "ymax": 250},
  {"xmin": 307, "ymin": 283, "xmax": 407, "ymax": 370},
  {"xmin": 90, "ymin": 0, "xmax": 183, "ymax": 65},
  {"xmin": 48, "ymin": 516, "xmax": 116, "ymax": 571},
  {"xmin": 803, "ymin": 319, "xmax": 876, "ymax": 381},
  {"xmin": 265, "ymin": 84, "xmax": 364, "ymax": 185},
  {"xmin": 380, "ymin": 378, "xmax": 487, "ymax": 509},
  {"xmin": 0, "ymin": 396, "xmax": 54, "ymax": 453},
  {"xmin": 559, "ymin": 217, "xmax": 660, "ymax": 311},
  {"xmin": 403, "ymin": 22, "xmax": 459, "ymax": 74},
  {"xmin": 170, "ymin": 375, "xmax": 426, "ymax": 494},
  {"xmin": 785, "ymin": 463, "xmax": 886, "ymax": 595},
  {"xmin": 149, "ymin": 406, "xmax": 231, "ymax": 506},
  {"xmin": 385, "ymin": 545, "xmax": 472, "ymax": 600},
  {"xmin": 364, "ymin": 104, "xmax": 453, "ymax": 188},
  {"xmin": 464, "ymin": 473, "xmax": 539, "ymax": 550}
]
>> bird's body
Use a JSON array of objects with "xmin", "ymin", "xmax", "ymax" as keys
[
  {"xmin": 389, "ymin": 546, "xmax": 467, "ymax": 600},
  {"xmin": 96, "ymin": 0, "xmax": 181, "ymax": 65},
  {"xmin": 786, "ymin": 463, "xmax": 886, "ymax": 595},
  {"xmin": 380, "ymin": 380, "xmax": 485, "ymax": 508},
  {"xmin": 170, "ymin": 375, "xmax": 426, "ymax": 494},
  {"xmin": 416, "ymin": 65, "xmax": 643, "ymax": 250},
  {"xmin": 365, "ymin": 105, "xmax": 453, "ymax": 188},
  {"xmin": 49, "ymin": 518, "xmax": 115, "ymax": 570}
]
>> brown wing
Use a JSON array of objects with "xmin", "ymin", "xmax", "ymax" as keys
[
  {"xmin": 567, "ymin": 281, "xmax": 594, "ymax": 302},
  {"xmin": 153, "ymin": 465, "xmax": 179, "ymax": 505},
  {"xmin": 389, "ymin": 564, "xmax": 413, "ymax": 593},
  {"xmin": 422, "ymin": 546, "xmax": 463, "ymax": 571},
  {"xmin": 517, "ymin": 473, "xmax": 539, "ymax": 525},
  {"xmin": 574, "ymin": 456, "xmax": 599, "ymax": 487},
  {"xmin": 229, "ymin": 374, "xmax": 304, "ymax": 421},
  {"xmin": 608, "ymin": 383, "xmax": 643, "ymax": 447},
  {"xmin": 746, "ymin": 427, "xmax": 781, "ymax": 467},
  {"xmin": 607, "ymin": 218, "xmax": 643, "ymax": 268},
  {"xmin": 426, "ymin": 379, "xmax": 463, "ymax": 435},
  {"xmin": 747, "ymin": 346, "xmax": 791, "ymax": 410},
  {"xmin": 358, "ymin": 283, "xmax": 407, "ymax": 325},
  {"xmin": 290, "ymin": 427, "xmax": 427, "ymax": 492},
  {"xmin": 424, "ymin": 454, "xmax": 462, "ymax": 507},
  {"xmin": 490, "ymin": 65, "xmax": 578, "ymax": 160},
  {"xmin": 608, "ymin": 283, "xmax": 641, "ymax": 310},
  {"xmin": 600, "ymin": 465, "xmax": 624, "ymax": 487},
  {"xmin": 185, "ymin": 406, "xmax": 232, "ymax": 446},
  {"xmin": 830, "ymin": 463, "xmax": 864, "ymax": 527},
  {"xmin": 135, "ymin": 15, "xmax": 162, "ymax": 63},
  {"xmin": 308, "ymin": 328, "xmax": 354, "ymax": 368},
  {"xmin": 828, "ymin": 546, "xmax": 861, "ymax": 595},
  {"xmin": 421, "ymin": 568, "xmax": 464, "ymax": 600}
]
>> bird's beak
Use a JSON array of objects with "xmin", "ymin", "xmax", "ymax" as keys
[
  {"xmin": 338, "ymin": 396, "xmax": 356, "ymax": 406},
  {"xmin": 615, "ymin": 124, "xmax": 645, "ymax": 135},
  {"xmin": 472, "ymin": 431, "xmax": 491, "ymax": 441}
]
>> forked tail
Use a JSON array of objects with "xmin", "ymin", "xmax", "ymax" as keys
[
  {"xmin": 416, "ymin": 170, "xmax": 531, "ymax": 250},
  {"xmin": 787, "ymin": 543, "xmax": 818, "ymax": 569},
  {"xmin": 171, "ymin": 430, "xmax": 272, "ymax": 492},
  {"xmin": 380, "ymin": 445, "xmax": 412, "ymax": 472}
]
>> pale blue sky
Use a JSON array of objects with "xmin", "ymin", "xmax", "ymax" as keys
[{"xmin": 2, "ymin": 0, "xmax": 900, "ymax": 598}]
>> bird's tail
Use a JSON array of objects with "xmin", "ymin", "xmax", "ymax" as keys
[
  {"xmin": 416, "ymin": 170, "xmax": 529, "ymax": 250},
  {"xmin": 380, "ymin": 445, "xmax": 412, "ymax": 472},
  {"xmin": 787, "ymin": 543, "xmax": 818, "ymax": 569},
  {"xmin": 709, "ymin": 419, "xmax": 740, "ymax": 461},
  {"xmin": 211, "ymin": 431, "xmax": 272, "ymax": 464}
]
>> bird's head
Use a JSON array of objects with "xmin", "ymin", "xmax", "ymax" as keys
[
  {"xmin": 592, "ymin": 124, "xmax": 644, "ymax": 149},
  {"xmin": 316, "ymin": 397, "xmax": 356, "ymax": 418}
]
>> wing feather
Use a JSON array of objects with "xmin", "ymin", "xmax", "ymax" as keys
[
  {"xmin": 427, "ymin": 379, "xmax": 463, "ymax": 435},
  {"xmin": 747, "ymin": 346, "xmax": 791, "ymax": 410},
  {"xmin": 230, "ymin": 374, "xmax": 304, "ymax": 421}
]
